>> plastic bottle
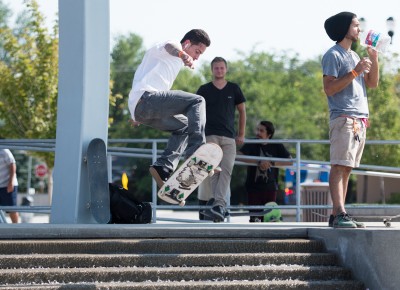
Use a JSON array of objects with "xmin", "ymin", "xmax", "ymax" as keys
[{"xmin": 360, "ymin": 30, "xmax": 391, "ymax": 53}]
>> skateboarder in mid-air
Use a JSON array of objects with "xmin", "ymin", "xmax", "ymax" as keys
[{"xmin": 127, "ymin": 29, "xmax": 211, "ymax": 187}]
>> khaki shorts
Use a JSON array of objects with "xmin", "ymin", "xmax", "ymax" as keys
[{"xmin": 329, "ymin": 117, "xmax": 366, "ymax": 168}]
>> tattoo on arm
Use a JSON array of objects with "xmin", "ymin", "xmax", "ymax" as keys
[{"xmin": 164, "ymin": 42, "xmax": 182, "ymax": 57}]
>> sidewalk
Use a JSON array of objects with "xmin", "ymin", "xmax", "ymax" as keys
[
  {"xmin": 8, "ymin": 209, "xmax": 299, "ymax": 224},
  {"xmin": 5, "ymin": 210, "xmax": 399, "ymax": 228}
]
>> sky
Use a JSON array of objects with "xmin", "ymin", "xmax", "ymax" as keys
[{"xmin": 5, "ymin": 0, "xmax": 400, "ymax": 67}]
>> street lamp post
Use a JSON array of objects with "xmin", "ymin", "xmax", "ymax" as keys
[
  {"xmin": 359, "ymin": 17, "xmax": 367, "ymax": 33},
  {"xmin": 386, "ymin": 17, "xmax": 395, "ymax": 44}
]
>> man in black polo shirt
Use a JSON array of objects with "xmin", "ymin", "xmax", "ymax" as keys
[{"xmin": 196, "ymin": 57, "xmax": 246, "ymax": 222}]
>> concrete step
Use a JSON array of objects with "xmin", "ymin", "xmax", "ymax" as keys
[
  {"xmin": 0, "ymin": 280, "xmax": 365, "ymax": 290},
  {"xmin": 0, "ymin": 265, "xmax": 357, "ymax": 284},
  {"xmin": 0, "ymin": 238, "xmax": 324, "ymax": 254},
  {"xmin": 0, "ymin": 253, "xmax": 337, "ymax": 268},
  {"xmin": 0, "ymin": 238, "xmax": 364, "ymax": 289}
]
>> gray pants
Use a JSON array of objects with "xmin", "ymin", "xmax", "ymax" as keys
[
  {"xmin": 134, "ymin": 90, "xmax": 206, "ymax": 171},
  {"xmin": 198, "ymin": 135, "xmax": 236, "ymax": 208}
]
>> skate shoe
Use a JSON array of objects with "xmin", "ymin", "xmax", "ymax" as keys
[
  {"xmin": 149, "ymin": 165, "xmax": 172, "ymax": 188},
  {"xmin": 210, "ymin": 205, "xmax": 226, "ymax": 223},
  {"xmin": 333, "ymin": 212, "xmax": 357, "ymax": 229}
]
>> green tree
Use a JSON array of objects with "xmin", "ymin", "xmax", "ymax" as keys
[
  {"xmin": 109, "ymin": 33, "xmax": 145, "ymax": 138},
  {"xmin": 0, "ymin": 0, "xmax": 10, "ymax": 27},
  {"xmin": 0, "ymin": 0, "xmax": 58, "ymax": 197},
  {"xmin": 351, "ymin": 42, "xmax": 400, "ymax": 167},
  {"xmin": 362, "ymin": 61, "xmax": 400, "ymax": 167}
]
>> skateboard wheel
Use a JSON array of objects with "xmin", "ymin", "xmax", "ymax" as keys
[
  {"xmin": 208, "ymin": 169, "xmax": 215, "ymax": 177},
  {"xmin": 179, "ymin": 200, "xmax": 186, "ymax": 207}
]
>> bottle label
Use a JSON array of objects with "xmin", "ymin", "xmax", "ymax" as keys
[{"xmin": 364, "ymin": 30, "xmax": 381, "ymax": 48}]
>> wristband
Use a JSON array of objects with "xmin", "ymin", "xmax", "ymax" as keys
[
  {"xmin": 351, "ymin": 70, "xmax": 358, "ymax": 78},
  {"xmin": 178, "ymin": 51, "xmax": 184, "ymax": 58}
]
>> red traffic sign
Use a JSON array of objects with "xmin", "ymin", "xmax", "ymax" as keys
[{"xmin": 35, "ymin": 164, "xmax": 48, "ymax": 178}]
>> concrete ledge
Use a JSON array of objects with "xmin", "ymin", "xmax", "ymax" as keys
[
  {"xmin": 0, "ymin": 222, "xmax": 310, "ymax": 239},
  {"xmin": 308, "ymin": 224, "xmax": 400, "ymax": 290}
]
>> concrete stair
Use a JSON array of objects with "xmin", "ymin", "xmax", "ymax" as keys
[{"xmin": 0, "ymin": 238, "xmax": 364, "ymax": 289}]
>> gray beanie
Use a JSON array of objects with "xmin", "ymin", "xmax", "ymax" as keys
[{"xmin": 324, "ymin": 12, "xmax": 356, "ymax": 42}]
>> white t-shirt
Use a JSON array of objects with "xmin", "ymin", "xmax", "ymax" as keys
[
  {"xmin": 0, "ymin": 149, "xmax": 18, "ymax": 188},
  {"xmin": 128, "ymin": 41, "xmax": 183, "ymax": 120}
]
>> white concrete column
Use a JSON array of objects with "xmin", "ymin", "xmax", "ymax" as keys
[{"xmin": 51, "ymin": 0, "xmax": 110, "ymax": 223}]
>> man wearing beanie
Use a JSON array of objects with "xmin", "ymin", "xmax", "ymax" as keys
[{"xmin": 321, "ymin": 12, "xmax": 379, "ymax": 228}]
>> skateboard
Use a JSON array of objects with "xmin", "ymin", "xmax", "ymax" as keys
[
  {"xmin": 158, "ymin": 143, "xmax": 223, "ymax": 206},
  {"xmin": 348, "ymin": 213, "xmax": 400, "ymax": 228},
  {"xmin": 263, "ymin": 202, "xmax": 283, "ymax": 222},
  {"xmin": 312, "ymin": 212, "xmax": 400, "ymax": 227},
  {"xmin": 86, "ymin": 138, "xmax": 111, "ymax": 223},
  {"xmin": 201, "ymin": 199, "xmax": 282, "ymax": 222}
]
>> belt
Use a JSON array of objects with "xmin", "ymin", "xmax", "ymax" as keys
[{"xmin": 339, "ymin": 115, "xmax": 369, "ymax": 128}]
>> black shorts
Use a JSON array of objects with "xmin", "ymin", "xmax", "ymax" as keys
[{"xmin": 0, "ymin": 186, "xmax": 18, "ymax": 206}]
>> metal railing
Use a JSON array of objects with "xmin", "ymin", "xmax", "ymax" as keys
[{"xmin": 1, "ymin": 138, "xmax": 400, "ymax": 223}]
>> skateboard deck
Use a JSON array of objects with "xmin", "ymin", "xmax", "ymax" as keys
[
  {"xmin": 312, "ymin": 211, "xmax": 400, "ymax": 227},
  {"xmin": 158, "ymin": 143, "xmax": 223, "ymax": 206},
  {"xmin": 86, "ymin": 138, "xmax": 111, "ymax": 223},
  {"xmin": 348, "ymin": 213, "xmax": 400, "ymax": 227}
]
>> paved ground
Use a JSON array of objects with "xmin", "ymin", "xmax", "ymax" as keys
[
  {"xmin": 5, "ymin": 210, "xmax": 399, "ymax": 229},
  {"xmin": 13, "ymin": 211, "xmax": 257, "ymax": 224}
]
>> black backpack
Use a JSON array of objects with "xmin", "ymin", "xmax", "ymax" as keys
[{"xmin": 108, "ymin": 183, "xmax": 152, "ymax": 224}]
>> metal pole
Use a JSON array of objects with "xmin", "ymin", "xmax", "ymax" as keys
[
  {"xmin": 107, "ymin": 154, "xmax": 112, "ymax": 183},
  {"xmin": 380, "ymin": 176, "xmax": 385, "ymax": 204},
  {"xmin": 295, "ymin": 142, "xmax": 301, "ymax": 222},
  {"xmin": 151, "ymin": 141, "xmax": 158, "ymax": 223},
  {"xmin": 26, "ymin": 156, "xmax": 32, "ymax": 194}
]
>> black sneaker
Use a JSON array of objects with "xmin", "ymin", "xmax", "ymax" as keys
[
  {"xmin": 149, "ymin": 165, "xmax": 172, "ymax": 188},
  {"xmin": 328, "ymin": 214, "xmax": 334, "ymax": 227},
  {"xmin": 250, "ymin": 214, "xmax": 264, "ymax": 223},
  {"xmin": 210, "ymin": 205, "xmax": 226, "ymax": 223},
  {"xmin": 250, "ymin": 217, "xmax": 263, "ymax": 223}
]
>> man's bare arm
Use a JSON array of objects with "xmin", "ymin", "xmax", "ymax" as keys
[
  {"xmin": 7, "ymin": 163, "xmax": 16, "ymax": 193},
  {"xmin": 236, "ymin": 103, "xmax": 246, "ymax": 145},
  {"xmin": 164, "ymin": 42, "xmax": 193, "ymax": 68},
  {"xmin": 164, "ymin": 42, "xmax": 182, "ymax": 57}
]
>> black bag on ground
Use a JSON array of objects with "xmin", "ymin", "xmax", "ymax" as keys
[{"xmin": 108, "ymin": 183, "xmax": 152, "ymax": 224}]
